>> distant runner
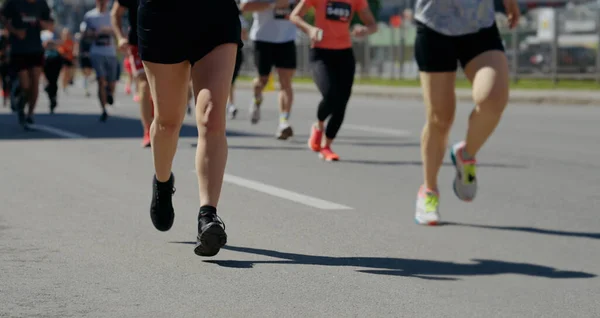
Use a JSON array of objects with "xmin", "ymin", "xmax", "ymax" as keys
[
  {"xmin": 411, "ymin": 0, "xmax": 519, "ymax": 225},
  {"xmin": 112, "ymin": 0, "xmax": 153, "ymax": 146},
  {"xmin": 240, "ymin": 0, "xmax": 297, "ymax": 139},
  {"xmin": 290, "ymin": 0, "xmax": 377, "ymax": 161},
  {"xmin": 82, "ymin": 0, "xmax": 118, "ymax": 122},
  {"xmin": 0, "ymin": 0, "xmax": 54, "ymax": 128}
]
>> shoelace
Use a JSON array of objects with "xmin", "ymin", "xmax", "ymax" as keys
[
  {"xmin": 200, "ymin": 213, "xmax": 226, "ymax": 231},
  {"xmin": 155, "ymin": 185, "xmax": 176, "ymax": 203},
  {"xmin": 424, "ymin": 193, "xmax": 439, "ymax": 213},
  {"xmin": 463, "ymin": 164, "xmax": 477, "ymax": 184}
]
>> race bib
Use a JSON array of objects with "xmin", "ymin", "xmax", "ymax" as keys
[
  {"xmin": 325, "ymin": 1, "xmax": 351, "ymax": 22},
  {"xmin": 274, "ymin": 3, "xmax": 295, "ymax": 20}
]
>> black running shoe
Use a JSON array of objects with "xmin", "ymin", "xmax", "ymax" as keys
[
  {"xmin": 150, "ymin": 174, "xmax": 175, "ymax": 232},
  {"xmin": 25, "ymin": 116, "xmax": 34, "ymax": 125},
  {"xmin": 194, "ymin": 212, "xmax": 227, "ymax": 257},
  {"xmin": 99, "ymin": 111, "xmax": 108, "ymax": 122}
]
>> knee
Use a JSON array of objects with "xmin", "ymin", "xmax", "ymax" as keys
[
  {"xmin": 473, "ymin": 84, "xmax": 509, "ymax": 115},
  {"xmin": 152, "ymin": 116, "xmax": 182, "ymax": 136},
  {"xmin": 427, "ymin": 109, "xmax": 455, "ymax": 134},
  {"xmin": 254, "ymin": 77, "xmax": 268, "ymax": 88},
  {"xmin": 195, "ymin": 89, "xmax": 226, "ymax": 135}
]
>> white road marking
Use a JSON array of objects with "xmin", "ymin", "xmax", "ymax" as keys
[
  {"xmin": 29, "ymin": 124, "xmax": 87, "ymax": 139},
  {"xmin": 222, "ymin": 174, "xmax": 353, "ymax": 210},
  {"xmin": 344, "ymin": 124, "xmax": 412, "ymax": 137}
]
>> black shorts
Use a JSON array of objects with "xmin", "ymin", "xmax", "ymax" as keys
[
  {"xmin": 138, "ymin": 0, "xmax": 242, "ymax": 65},
  {"xmin": 80, "ymin": 56, "xmax": 92, "ymax": 69},
  {"xmin": 253, "ymin": 40, "xmax": 296, "ymax": 76},
  {"xmin": 414, "ymin": 21, "xmax": 505, "ymax": 72},
  {"xmin": 232, "ymin": 49, "xmax": 243, "ymax": 84},
  {"xmin": 10, "ymin": 52, "xmax": 45, "ymax": 73}
]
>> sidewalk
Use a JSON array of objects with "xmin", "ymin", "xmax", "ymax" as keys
[{"xmin": 235, "ymin": 81, "xmax": 600, "ymax": 106}]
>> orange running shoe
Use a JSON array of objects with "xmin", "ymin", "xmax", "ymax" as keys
[
  {"xmin": 142, "ymin": 130, "xmax": 151, "ymax": 148},
  {"xmin": 133, "ymin": 94, "xmax": 141, "ymax": 103},
  {"xmin": 125, "ymin": 84, "xmax": 132, "ymax": 95},
  {"xmin": 308, "ymin": 125, "xmax": 323, "ymax": 152},
  {"xmin": 319, "ymin": 147, "xmax": 339, "ymax": 161}
]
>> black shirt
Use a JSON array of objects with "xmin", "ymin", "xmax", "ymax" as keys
[
  {"xmin": 116, "ymin": 0, "xmax": 137, "ymax": 46},
  {"xmin": 0, "ymin": 0, "xmax": 51, "ymax": 54}
]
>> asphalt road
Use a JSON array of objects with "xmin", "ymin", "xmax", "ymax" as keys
[{"xmin": 1, "ymin": 84, "xmax": 599, "ymax": 318}]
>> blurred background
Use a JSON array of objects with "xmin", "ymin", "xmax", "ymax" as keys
[{"xmin": 33, "ymin": 0, "xmax": 600, "ymax": 83}]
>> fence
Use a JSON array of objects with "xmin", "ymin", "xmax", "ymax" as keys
[{"xmin": 239, "ymin": 6, "xmax": 600, "ymax": 83}]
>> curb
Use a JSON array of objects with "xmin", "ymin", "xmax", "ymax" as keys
[{"xmin": 234, "ymin": 81, "xmax": 600, "ymax": 106}]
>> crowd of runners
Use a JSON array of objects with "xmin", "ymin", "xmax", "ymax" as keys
[{"xmin": 0, "ymin": 0, "xmax": 520, "ymax": 256}]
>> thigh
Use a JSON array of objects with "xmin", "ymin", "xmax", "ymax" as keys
[
  {"xmin": 104, "ymin": 56, "xmax": 119, "ymax": 83},
  {"xmin": 90, "ymin": 55, "xmax": 106, "ymax": 79},
  {"xmin": 309, "ymin": 50, "xmax": 332, "ymax": 97},
  {"xmin": 190, "ymin": 44, "xmax": 238, "ymax": 129},
  {"xmin": 414, "ymin": 21, "xmax": 458, "ymax": 73},
  {"xmin": 331, "ymin": 49, "xmax": 355, "ymax": 99},
  {"xmin": 253, "ymin": 41, "xmax": 274, "ymax": 76},
  {"xmin": 457, "ymin": 23, "xmax": 505, "ymax": 70},
  {"xmin": 274, "ymin": 41, "xmax": 297, "ymax": 70},
  {"xmin": 143, "ymin": 60, "xmax": 190, "ymax": 123}
]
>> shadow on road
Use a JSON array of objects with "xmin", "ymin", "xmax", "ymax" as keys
[
  {"xmin": 443, "ymin": 222, "xmax": 600, "ymax": 240},
  {"xmin": 0, "ymin": 113, "xmax": 271, "ymax": 140},
  {"xmin": 339, "ymin": 159, "xmax": 527, "ymax": 169},
  {"xmin": 169, "ymin": 243, "xmax": 595, "ymax": 280}
]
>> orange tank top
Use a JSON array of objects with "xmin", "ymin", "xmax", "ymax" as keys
[{"xmin": 304, "ymin": 0, "xmax": 368, "ymax": 50}]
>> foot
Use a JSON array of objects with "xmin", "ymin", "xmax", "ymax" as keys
[
  {"xmin": 125, "ymin": 84, "xmax": 131, "ymax": 95},
  {"xmin": 319, "ymin": 146, "xmax": 339, "ymax": 161},
  {"xmin": 249, "ymin": 98, "xmax": 261, "ymax": 124},
  {"xmin": 415, "ymin": 186, "xmax": 440, "ymax": 226},
  {"xmin": 106, "ymin": 90, "xmax": 114, "ymax": 106},
  {"xmin": 450, "ymin": 141, "xmax": 477, "ymax": 202},
  {"xmin": 308, "ymin": 124, "xmax": 323, "ymax": 152},
  {"xmin": 194, "ymin": 211, "xmax": 227, "ymax": 257},
  {"xmin": 133, "ymin": 94, "xmax": 140, "ymax": 103},
  {"xmin": 141, "ymin": 130, "xmax": 151, "ymax": 148},
  {"xmin": 276, "ymin": 122, "xmax": 293, "ymax": 140},
  {"xmin": 150, "ymin": 174, "xmax": 176, "ymax": 232},
  {"xmin": 99, "ymin": 111, "xmax": 108, "ymax": 122},
  {"xmin": 25, "ymin": 116, "xmax": 34, "ymax": 125},
  {"xmin": 227, "ymin": 104, "xmax": 237, "ymax": 120},
  {"xmin": 50, "ymin": 98, "xmax": 57, "ymax": 114}
]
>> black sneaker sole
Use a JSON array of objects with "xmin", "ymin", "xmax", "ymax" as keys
[
  {"xmin": 194, "ymin": 223, "xmax": 227, "ymax": 257},
  {"xmin": 151, "ymin": 211, "xmax": 174, "ymax": 232}
]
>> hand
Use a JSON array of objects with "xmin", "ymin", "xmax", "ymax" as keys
[
  {"xmin": 274, "ymin": 0, "xmax": 289, "ymax": 9},
  {"xmin": 503, "ymin": 0, "xmax": 520, "ymax": 29},
  {"xmin": 14, "ymin": 29, "xmax": 26, "ymax": 40},
  {"xmin": 351, "ymin": 24, "xmax": 369, "ymax": 38},
  {"xmin": 308, "ymin": 26, "xmax": 322, "ymax": 47},
  {"xmin": 117, "ymin": 37, "xmax": 129, "ymax": 51}
]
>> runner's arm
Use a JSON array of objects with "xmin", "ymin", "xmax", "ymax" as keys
[
  {"xmin": 355, "ymin": 1, "xmax": 377, "ymax": 35},
  {"xmin": 110, "ymin": 1, "xmax": 128, "ymax": 43},
  {"xmin": 0, "ymin": 0, "xmax": 25, "ymax": 38},
  {"xmin": 239, "ymin": 0, "xmax": 274, "ymax": 12},
  {"xmin": 39, "ymin": 0, "xmax": 54, "ymax": 31},
  {"xmin": 289, "ymin": 0, "xmax": 315, "ymax": 35}
]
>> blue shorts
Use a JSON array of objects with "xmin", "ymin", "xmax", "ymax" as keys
[{"xmin": 90, "ymin": 54, "xmax": 118, "ymax": 82}]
